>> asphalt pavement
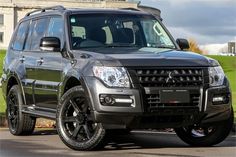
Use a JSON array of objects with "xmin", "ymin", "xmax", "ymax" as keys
[{"xmin": 0, "ymin": 128, "xmax": 236, "ymax": 157}]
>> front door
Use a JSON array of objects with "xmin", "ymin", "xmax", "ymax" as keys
[
  {"xmin": 34, "ymin": 16, "xmax": 65, "ymax": 109},
  {"xmin": 34, "ymin": 52, "xmax": 62, "ymax": 109}
]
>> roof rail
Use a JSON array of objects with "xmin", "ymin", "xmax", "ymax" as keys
[
  {"xmin": 25, "ymin": 5, "xmax": 66, "ymax": 17},
  {"xmin": 120, "ymin": 8, "xmax": 141, "ymax": 12}
]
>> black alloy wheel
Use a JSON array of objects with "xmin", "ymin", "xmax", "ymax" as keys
[
  {"xmin": 57, "ymin": 86, "xmax": 106, "ymax": 150},
  {"xmin": 62, "ymin": 96, "xmax": 96, "ymax": 141},
  {"xmin": 7, "ymin": 85, "xmax": 36, "ymax": 135}
]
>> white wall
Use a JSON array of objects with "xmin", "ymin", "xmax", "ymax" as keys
[{"xmin": 0, "ymin": 6, "xmax": 15, "ymax": 49}]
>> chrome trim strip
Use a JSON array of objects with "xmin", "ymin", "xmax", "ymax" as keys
[
  {"xmin": 204, "ymin": 89, "xmax": 208, "ymax": 112},
  {"xmin": 199, "ymin": 87, "xmax": 203, "ymax": 111}
]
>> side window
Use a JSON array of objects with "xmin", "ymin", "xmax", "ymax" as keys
[
  {"xmin": 72, "ymin": 26, "xmax": 86, "ymax": 39},
  {"xmin": 141, "ymin": 20, "xmax": 162, "ymax": 46},
  {"xmin": 123, "ymin": 21, "xmax": 134, "ymax": 30},
  {"xmin": 102, "ymin": 26, "xmax": 113, "ymax": 44},
  {"xmin": 12, "ymin": 21, "xmax": 29, "ymax": 51},
  {"xmin": 30, "ymin": 18, "xmax": 49, "ymax": 51},
  {"xmin": 46, "ymin": 17, "xmax": 64, "ymax": 47}
]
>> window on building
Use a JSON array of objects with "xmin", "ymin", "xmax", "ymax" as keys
[
  {"xmin": 12, "ymin": 21, "xmax": 29, "ymax": 50},
  {"xmin": 30, "ymin": 18, "xmax": 49, "ymax": 51},
  {"xmin": 0, "ymin": 14, "xmax": 3, "ymax": 25},
  {"xmin": 0, "ymin": 32, "xmax": 3, "ymax": 43},
  {"xmin": 46, "ymin": 17, "xmax": 64, "ymax": 48}
]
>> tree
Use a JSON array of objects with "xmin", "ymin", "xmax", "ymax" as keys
[{"xmin": 187, "ymin": 38, "xmax": 205, "ymax": 54}]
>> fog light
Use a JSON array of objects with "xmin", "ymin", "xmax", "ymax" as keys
[
  {"xmin": 100, "ymin": 95, "xmax": 115, "ymax": 106},
  {"xmin": 100, "ymin": 94, "xmax": 134, "ymax": 107},
  {"xmin": 212, "ymin": 96, "xmax": 224, "ymax": 102},
  {"xmin": 104, "ymin": 96, "xmax": 113, "ymax": 104}
]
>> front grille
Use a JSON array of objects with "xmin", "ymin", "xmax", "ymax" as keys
[
  {"xmin": 146, "ymin": 93, "xmax": 201, "ymax": 110},
  {"xmin": 134, "ymin": 68, "xmax": 204, "ymax": 87}
]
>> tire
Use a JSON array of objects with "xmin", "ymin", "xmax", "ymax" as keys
[
  {"xmin": 6, "ymin": 85, "xmax": 36, "ymax": 135},
  {"xmin": 175, "ymin": 108, "xmax": 234, "ymax": 146},
  {"xmin": 56, "ymin": 86, "xmax": 106, "ymax": 150}
]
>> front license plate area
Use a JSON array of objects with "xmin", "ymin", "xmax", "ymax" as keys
[{"xmin": 160, "ymin": 90, "xmax": 190, "ymax": 103}]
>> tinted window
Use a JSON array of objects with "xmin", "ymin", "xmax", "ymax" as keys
[
  {"xmin": 72, "ymin": 26, "xmax": 86, "ymax": 39},
  {"xmin": 30, "ymin": 18, "xmax": 49, "ymax": 51},
  {"xmin": 12, "ymin": 21, "xmax": 29, "ymax": 51},
  {"xmin": 69, "ymin": 14, "xmax": 175, "ymax": 52},
  {"xmin": 46, "ymin": 17, "xmax": 64, "ymax": 47},
  {"xmin": 24, "ymin": 20, "xmax": 35, "ymax": 51}
]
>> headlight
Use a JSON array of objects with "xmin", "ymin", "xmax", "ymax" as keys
[
  {"xmin": 209, "ymin": 66, "xmax": 225, "ymax": 87},
  {"xmin": 93, "ymin": 66, "xmax": 130, "ymax": 88}
]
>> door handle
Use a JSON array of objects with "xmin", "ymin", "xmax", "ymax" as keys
[
  {"xmin": 36, "ymin": 58, "xmax": 44, "ymax": 65},
  {"xmin": 19, "ymin": 56, "xmax": 25, "ymax": 63}
]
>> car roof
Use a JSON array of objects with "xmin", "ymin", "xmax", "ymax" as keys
[
  {"xmin": 21, "ymin": 6, "xmax": 152, "ymax": 22},
  {"xmin": 68, "ymin": 8, "xmax": 151, "ymax": 16}
]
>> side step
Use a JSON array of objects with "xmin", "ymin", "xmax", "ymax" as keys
[{"xmin": 22, "ymin": 105, "xmax": 56, "ymax": 120}]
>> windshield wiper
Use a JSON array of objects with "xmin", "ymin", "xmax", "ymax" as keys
[
  {"xmin": 105, "ymin": 43, "xmax": 138, "ymax": 48},
  {"xmin": 156, "ymin": 45, "xmax": 176, "ymax": 49},
  {"xmin": 79, "ymin": 43, "xmax": 138, "ymax": 49}
]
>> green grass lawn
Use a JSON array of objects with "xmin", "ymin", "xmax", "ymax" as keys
[
  {"xmin": 0, "ymin": 50, "xmax": 6, "ymax": 114},
  {"xmin": 0, "ymin": 50, "xmax": 235, "ymax": 119},
  {"xmin": 0, "ymin": 49, "xmax": 6, "ymax": 77},
  {"xmin": 0, "ymin": 89, "xmax": 5, "ymax": 114}
]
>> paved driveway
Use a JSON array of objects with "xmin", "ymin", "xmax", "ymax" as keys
[{"xmin": 0, "ymin": 128, "xmax": 235, "ymax": 157}]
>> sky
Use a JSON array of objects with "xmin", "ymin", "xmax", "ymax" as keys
[{"xmin": 140, "ymin": 0, "xmax": 236, "ymax": 54}]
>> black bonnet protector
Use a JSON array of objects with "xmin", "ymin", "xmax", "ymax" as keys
[{"xmin": 100, "ymin": 50, "xmax": 212, "ymax": 67}]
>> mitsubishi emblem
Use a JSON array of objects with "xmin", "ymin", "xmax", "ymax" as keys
[{"xmin": 166, "ymin": 71, "xmax": 175, "ymax": 83}]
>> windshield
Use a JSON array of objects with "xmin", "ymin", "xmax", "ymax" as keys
[{"xmin": 69, "ymin": 14, "xmax": 176, "ymax": 53}]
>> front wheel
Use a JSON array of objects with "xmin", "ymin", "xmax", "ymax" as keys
[
  {"xmin": 56, "ymin": 86, "xmax": 106, "ymax": 150},
  {"xmin": 175, "ymin": 109, "xmax": 234, "ymax": 146}
]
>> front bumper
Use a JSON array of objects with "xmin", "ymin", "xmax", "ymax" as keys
[
  {"xmin": 201, "ymin": 86, "xmax": 232, "ymax": 124},
  {"xmin": 85, "ymin": 77, "xmax": 232, "ymax": 129}
]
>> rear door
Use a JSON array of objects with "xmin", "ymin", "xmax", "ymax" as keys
[{"xmin": 11, "ymin": 20, "xmax": 36, "ymax": 105}]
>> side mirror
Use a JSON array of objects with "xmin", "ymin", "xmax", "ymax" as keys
[
  {"xmin": 40, "ymin": 37, "xmax": 61, "ymax": 52},
  {"xmin": 176, "ymin": 38, "xmax": 190, "ymax": 50}
]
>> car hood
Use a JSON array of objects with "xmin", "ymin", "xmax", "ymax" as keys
[{"xmin": 73, "ymin": 48, "xmax": 219, "ymax": 67}]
